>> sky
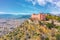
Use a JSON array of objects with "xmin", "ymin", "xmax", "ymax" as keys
[{"xmin": 0, "ymin": 0, "xmax": 60, "ymax": 15}]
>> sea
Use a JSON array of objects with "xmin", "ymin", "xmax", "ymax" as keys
[{"xmin": 0, "ymin": 14, "xmax": 31, "ymax": 19}]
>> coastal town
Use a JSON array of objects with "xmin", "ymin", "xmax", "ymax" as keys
[{"xmin": 0, "ymin": 13, "xmax": 60, "ymax": 40}]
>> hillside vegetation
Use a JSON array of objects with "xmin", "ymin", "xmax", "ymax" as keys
[
  {"xmin": 0, "ymin": 19, "xmax": 60, "ymax": 40},
  {"xmin": 0, "ymin": 14, "xmax": 60, "ymax": 40}
]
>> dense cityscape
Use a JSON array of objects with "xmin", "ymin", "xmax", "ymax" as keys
[{"xmin": 0, "ymin": 19, "xmax": 25, "ymax": 37}]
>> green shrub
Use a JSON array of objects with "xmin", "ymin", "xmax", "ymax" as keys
[
  {"xmin": 56, "ymin": 34, "xmax": 60, "ymax": 40},
  {"xmin": 57, "ymin": 17, "xmax": 60, "ymax": 22},
  {"xmin": 45, "ymin": 37, "xmax": 49, "ymax": 40},
  {"xmin": 46, "ymin": 23, "xmax": 54, "ymax": 29}
]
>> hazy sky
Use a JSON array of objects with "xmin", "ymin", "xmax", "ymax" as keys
[{"xmin": 0, "ymin": 0, "xmax": 60, "ymax": 15}]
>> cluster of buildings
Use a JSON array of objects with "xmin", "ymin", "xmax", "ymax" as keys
[
  {"xmin": 31, "ymin": 13, "xmax": 47, "ymax": 21},
  {"xmin": 27, "ymin": 13, "xmax": 47, "ymax": 24},
  {"xmin": 30, "ymin": 13, "xmax": 60, "ymax": 26}
]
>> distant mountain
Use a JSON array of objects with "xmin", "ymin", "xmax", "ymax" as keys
[
  {"xmin": 56, "ymin": 14, "xmax": 60, "ymax": 16},
  {"xmin": 0, "ymin": 14, "xmax": 31, "ymax": 19},
  {"xmin": 50, "ymin": 13, "xmax": 60, "ymax": 16}
]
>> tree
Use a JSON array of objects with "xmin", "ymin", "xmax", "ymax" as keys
[{"xmin": 46, "ymin": 23, "xmax": 54, "ymax": 29}]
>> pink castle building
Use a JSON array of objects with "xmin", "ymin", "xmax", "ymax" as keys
[{"xmin": 31, "ymin": 13, "xmax": 46, "ymax": 21}]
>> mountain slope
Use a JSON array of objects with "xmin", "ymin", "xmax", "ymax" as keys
[{"xmin": 0, "ymin": 20, "xmax": 59, "ymax": 40}]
